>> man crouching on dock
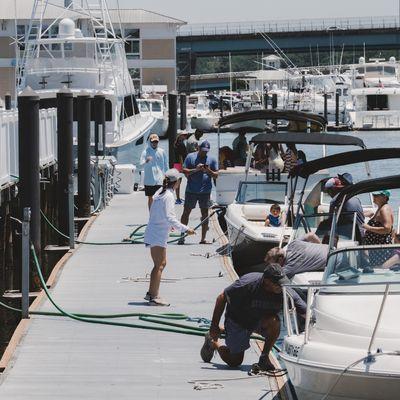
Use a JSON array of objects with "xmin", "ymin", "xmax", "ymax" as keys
[{"xmin": 200, "ymin": 264, "xmax": 306, "ymax": 371}]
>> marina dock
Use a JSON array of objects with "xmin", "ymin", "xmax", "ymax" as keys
[{"xmin": 0, "ymin": 190, "xmax": 292, "ymax": 399}]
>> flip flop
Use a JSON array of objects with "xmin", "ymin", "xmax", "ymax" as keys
[{"xmin": 199, "ymin": 240, "xmax": 212, "ymax": 244}]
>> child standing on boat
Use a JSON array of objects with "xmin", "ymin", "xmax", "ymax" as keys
[
  {"xmin": 265, "ymin": 204, "xmax": 282, "ymax": 227},
  {"xmin": 143, "ymin": 169, "xmax": 195, "ymax": 306}
]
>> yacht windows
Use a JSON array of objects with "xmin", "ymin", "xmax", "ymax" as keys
[
  {"xmin": 139, "ymin": 101, "xmax": 150, "ymax": 112},
  {"xmin": 120, "ymin": 95, "xmax": 139, "ymax": 120},
  {"xmin": 129, "ymin": 68, "xmax": 141, "ymax": 88},
  {"xmin": 367, "ymin": 95, "xmax": 388, "ymax": 110},
  {"xmin": 151, "ymin": 102, "xmax": 162, "ymax": 112}
]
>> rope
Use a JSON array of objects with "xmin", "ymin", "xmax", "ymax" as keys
[{"xmin": 118, "ymin": 272, "xmax": 224, "ymax": 283}]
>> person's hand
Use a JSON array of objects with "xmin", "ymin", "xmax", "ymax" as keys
[
  {"xmin": 195, "ymin": 163, "xmax": 204, "ymax": 171},
  {"xmin": 186, "ymin": 228, "xmax": 196, "ymax": 235},
  {"xmin": 362, "ymin": 223, "xmax": 370, "ymax": 231},
  {"xmin": 209, "ymin": 324, "xmax": 221, "ymax": 341},
  {"xmin": 146, "ymin": 156, "xmax": 152, "ymax": 163}
]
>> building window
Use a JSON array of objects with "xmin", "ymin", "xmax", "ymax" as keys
[
  {"xmin": 129, "ymin": 68, "xmax": 141, "ymax": 90},
  {"xmin": 124, "ymin": 29, "xmax": 140, "ymax": 59}
]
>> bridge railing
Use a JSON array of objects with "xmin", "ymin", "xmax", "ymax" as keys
[
  {"xmin": 0, "ymin": 108, "xmax": 58, "ymax": 188},
  {"xmin": 178, "ymin": 15, "xmax": 399, "ymax": 36}
]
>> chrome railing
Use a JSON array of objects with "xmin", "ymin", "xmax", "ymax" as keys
[{"xmin": 179, "ymin": 16, "xmax": 399, "ymax": 37}]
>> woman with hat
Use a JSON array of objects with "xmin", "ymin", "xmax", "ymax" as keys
[
  {"xmin": 363, "ymin": 190, "xmax": 394, "ymax": 265},
  {"xmin": 143, "ymin": 169, "xmax": 195, "ymax": 306}
]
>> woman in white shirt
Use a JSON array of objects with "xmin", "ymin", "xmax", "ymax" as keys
[{"xmin": 143, "ymin": 169, "xmax": 195, "ymax": 306}]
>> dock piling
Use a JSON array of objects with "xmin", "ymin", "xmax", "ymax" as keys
[
  {"xmin": 57, "ymin": 88, "xmax": 74, "ymax": 246},
  {"xmin": 179, "ymin": 93, "xmax": 187, "ymax": 130},
  {"xmin": 77, "ymin": 92, "xmax": 91, "ymax": 218},
  {"xmin": 219, "ymin": 96, "xmax": 224, "ymax": 117},
  {"xmin": 18, "ymin": 87, "xmax": 41, "ymax": 256},
  {"xmin": 94, "ymin": 93, "xmax": 106, "ymax": 157},
  {"xmin": 5, "ymin": 93, "xmax": 11, "ymax": 110},
  {"xmin": 167, "ymin": 92, "xmax": 178, "ymax": 167},
  {"xmin": 324, "ymin": 92, "xmax": 328, "ymax": 121},
  {"xmin": 272, "ymin": 93, "xmax": 278, "ymax": 109},
  {"xmin": 335, "ymin": 92, "xmax": 340, "ymax": 127},
  {"xmin": 21, "ymin": 207, "xmax": 30, "ymax": 319},
  {"xmin": 263, "ymin": 92, "xmax": 269, "ymax": 109}
]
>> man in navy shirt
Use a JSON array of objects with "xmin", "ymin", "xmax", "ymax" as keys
[
  {"xmin": 180, "ymin": 140, "xmax": 218, "ymax": 244},
  {"xmin": 200, "ymin": 264, "xmax": 306, "ymax": 371}
]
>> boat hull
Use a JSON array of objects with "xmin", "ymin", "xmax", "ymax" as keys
[{"xmin": 282, "ymin": 355, "xmax": 400, "ymax": 400}]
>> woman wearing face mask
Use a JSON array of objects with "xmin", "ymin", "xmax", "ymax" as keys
[
  {"xmin": 363, "ymin": 190, "xmax": 394, "ymax": 265},
  {"xmin": 143, "ymin": 169, "xmax": 195, "ymax": 306}
]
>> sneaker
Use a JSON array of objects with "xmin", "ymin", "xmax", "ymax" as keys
[
  {"xmin": 175, "ymin": 198, "xmax": 183, "ymax": 205},
  {"xmin": 257, "ymin": 354, "xmax": 275, "ymax": 371},
  {"xmin": 144, "ymin": 292, "xmax": 152, "ymax": 301},
  {"xmin": 200, "ymin": 332, "xmax": 215, "ymax": 362},
  {"xmin": 177, "ymin": 236, "xmax": 185, "ymax": 245},
  {"xmin": 148, "ymin": 297, "xmax": 170, "ymax": 307}
]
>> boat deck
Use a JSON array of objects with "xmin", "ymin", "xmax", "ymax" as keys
[{"xmin": 0, "ymin": 190, "xmax": 292, "ymax": 399}]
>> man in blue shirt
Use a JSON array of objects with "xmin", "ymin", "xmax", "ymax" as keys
[
  {"xmin": 140, "ymin": 133, "xmax": 168, "ymax": 210},
  {"xmin": 180, "ymin": 140, "xmax": 218, "ymax": 244}
]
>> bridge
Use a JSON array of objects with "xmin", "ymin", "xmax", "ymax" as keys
[{"xmin": 176, "ymin": 16, "xmax": 400, "ymax": 91}]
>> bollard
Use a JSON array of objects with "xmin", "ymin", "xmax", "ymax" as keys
[
  {"xmin": 57, "ymin": 88, "xmax": 74, "ymax": 246},
  {"xmin": 180, "ymin": 93, "xmax": 187, "ymax": 131},
  {"xmin": 272, "ymin": 93, "xmax": 278, "ymax": 109},
  {"xmin": 263, "ymin": 92, "xmax": 269, "ymax": 109},
  {"xmin": 18, "ymin": 87, "xmax": 40, "ymax": 256},
  {"xmin": 94, "ymin": 92, "xmax": 106, "ymax": 157},
  {"xmin": 5, "ymin": 92, "xmax": 11, "ymax": 110},
  {"xmin": 21, "ymin": 207, "xmax": 30, "ymax": 319},
  {"xmin": 324, "ymin": 92, "xmax": 328, "ymax": 121},
  {"xmin": 77, "ymin": 92, "xmax": 91, "ymax": 218},
  {"xmin": 167, "ymin": 92, "xmax": 178, "ymax": 168},
  {"xmin": 219, "ymin": 96, "xmax": 224, "ymax": 118},
  {"xmin": 335, "ymin": 91, "xmax": 340, "ymax": 127}
]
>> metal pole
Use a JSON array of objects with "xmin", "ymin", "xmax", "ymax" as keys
[
  {"xmin": 263, "ymin": 92, "xmax": 269, "ymax": 109},
  {"xmin": 335, "ymin": 91, "xmax": 340, "ymax": 127},
  {"xmin": 219, "ymin": 96, "xmax": 224, "ymax": 117},
  {"xmin": 179, "ymin": 93, "xmax": 187, "ymax": 130},
  {"xmin": 167, "ymin": 92, "xmax": 178, "ymax": 168},
  {"xmin": 272, "ymin": 93, "xmax": 278, "ymax": 109},
  {"xmin": 77, "ymin": 92, "xmax": 91, "ymax": 218},
  {"xmin": 21, "ymin": 207, "xmax": 30, "ymax": 319},
  {"xmin": 57, "ymin": 88, "xmax": 74, "ymax": 247},
  {"xmin": 324, "ymin": 92, "xmax": 328, "ymax": 121},
  {"xmin": 94, "ymin": 92, "xmax": 106, "ymax": 157},
  {"xmin": 18, "ymin": 87, "xmax": 40, "ymax": 256},
  {"xmin": 5, "ymin": 92, "xmax": 11, "ymax": 110}
]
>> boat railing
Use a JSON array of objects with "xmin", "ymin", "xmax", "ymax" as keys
[
  {"xmin": 0, "ymin": 108, "xmax": 58, "ymax": 188},
  {"xmin": 283, "ymin": 281, "xmax": 396, "ymax": 347}
]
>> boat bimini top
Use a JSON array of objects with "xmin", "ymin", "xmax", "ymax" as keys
[
  {"xmin": 217, "ymin": 109, "xmax": 327, "ymax": 129},
  {"xmin": 249, "ymin": 132, "xmax": 366, "ymax": 148}
]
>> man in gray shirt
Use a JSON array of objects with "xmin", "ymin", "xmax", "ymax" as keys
[{"xmin": 265, "ymin": 235, "xmax": 329, "ymax": 279}]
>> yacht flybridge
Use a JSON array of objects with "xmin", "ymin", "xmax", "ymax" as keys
[{"xmin": 18, "ymin": 0, "xmax": 156, "ymax": 164}]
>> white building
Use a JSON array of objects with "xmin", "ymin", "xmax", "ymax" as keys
[{"xmin": 0, "ymin": 0, "xmax": 185, "ymax": 100}]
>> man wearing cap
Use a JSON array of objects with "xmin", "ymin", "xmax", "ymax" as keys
[
  {"xmin": 140, "ymin": 133, "xmax": 168, "ymax": 210},
  {"xmin": 186, "ymin": 129, "xmax": 204, "ymax": 153},
  {"xmin": 200, "ymin": 264, "xmax": 306, "ymax": 371},
  {"xmin": 232, "ymin": 129, "xmax": 248, "ymax": 166},
  {"xmin": 180, "ymin": 140, "xmax": 218, "ymax": 244},
  {"xmin": 324, "ymin": 174, "xmax": 365, "ymax": 240}
]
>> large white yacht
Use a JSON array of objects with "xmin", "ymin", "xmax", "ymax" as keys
[
  {"xmin": 18, "ymin": 1, "xmax": 156, "ymax": 165},
  {"xmin": 348, "ymin": 57, "xmax": 400, "ymax": 130}
]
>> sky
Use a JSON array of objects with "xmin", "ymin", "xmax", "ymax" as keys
[{"xmin": 113, "ymin": 0, "xmax": 399, "ymax": 24}]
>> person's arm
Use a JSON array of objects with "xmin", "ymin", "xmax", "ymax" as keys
[
  {"xmin": 165, "ymin": 195, "xmax": 194, "ymax": 234},
  {"xmin": 209, "ymin": 292, "xmax": 227, "ymax": 340},
  {"xmin": 382, "ymin": 253, "xmax": 400, "ymax": 269},
  {"xmin": 182, "ymin": 155, "xmax": 203, "ymax": 177},
  {"xmin": 363, "ymin": 205, "xmax": 393, "ymax": 235},
  {"xmin": 139, "ymin": 149, "xmax": 148, "ymax": 166},
  {"xmin": 163, "ymin": 150, "xmax": 168, "ymax": 173},
  {"xmin": 265, "ymin": 217, "xmax": 271, "ymax": 227},
  {"xmin": 288, "ymin": 288, "xmax": 307, "ymax": 319},
  {"xmin": 204, "ymin": 158, "xmax": 219, "ymax": 179}
]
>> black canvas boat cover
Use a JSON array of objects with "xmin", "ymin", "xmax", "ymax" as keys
[
  {"xmin": 290, "ymin": 148, "xmax": 400, "ymax": 178},
  {"xmin": 249, "ymin": 132, "xmax": 365, "ymax": 148},
  {"xmin": 217, "ymin": 109, "xmax": 327, "ymax": 128}
]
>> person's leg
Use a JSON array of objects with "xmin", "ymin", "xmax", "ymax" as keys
[
  {"xmin": 258, "ymin": 314, "xmax": 281, "ymax": 369},
  {"xmin": 175, "ymin": 178, "xmax": 182, "ymax": 202},
  {"xmin": 148, "ymin": 195, "xmax": 153, "ymax": 210},
  {"xmin": 199, "ymin": 207, "xmax": 209, "ymax": 243},
  {"xmin": 148, "ymin": 246, "xmax": 167, "ymax": 298},
  {"xmin": 213, "ymin": 342, "xmax": 245, "ymax": 368}
]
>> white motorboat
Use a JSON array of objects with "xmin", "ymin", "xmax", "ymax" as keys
[
  {"xmin": 279, "ymin": 152, "xmax": 400, "ymax": 400},
  {"xmin": 225, "ymin": 180, "xmax": 292, "ymax": 272},
  {"xmin": 19, "ymin": 1, "xmax": 156, "ymax": 166},
  {"xmin": 137, "ymin": 98, "xmax": 168, "ymax": 137},
  {"xmin": 348, "ymin": 57, "xmax": 400, "ymax": 130}
]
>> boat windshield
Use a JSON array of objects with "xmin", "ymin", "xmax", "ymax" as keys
[
  {"xmin": 356, "ymin": 65, "xmax": 396, "ymax": 78},
  {"xmin": 151, "ymin": 102, "xmax": 162, "ymax": 112},
  {"xmin": 324, "ymin": 245, "xmax": 400, "ymax": 285},
  {"xmin": 236, "ymin": 181, "xmax": 287, "ymax": 204},
  {"xmin": 293, "ymin": 212, "xmax": 358, "ymax": 242},
  {"xmin": 139, "ymin": 101, "xmax": 150, "ymax": 112}
]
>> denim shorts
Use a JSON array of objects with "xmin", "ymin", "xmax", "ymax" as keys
[
  {"xmin": 184, "ymin": 192, "xmax": 211, "ymax": 210},
  {"xmin": 224, "ymin": 317, "xmax": 267, "ymax": 355}
]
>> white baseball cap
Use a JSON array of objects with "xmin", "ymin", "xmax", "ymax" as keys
[{"xmin": 165, "ymin": 168, "xmax": 180, "ymax": 182}]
